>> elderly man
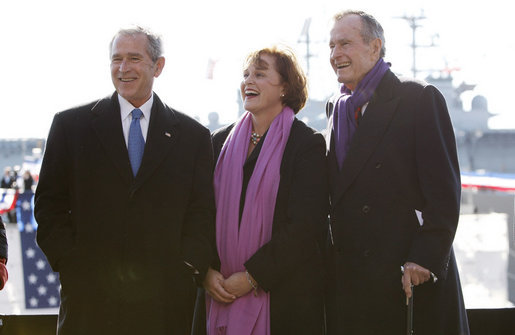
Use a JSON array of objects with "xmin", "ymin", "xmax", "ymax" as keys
[
  {"xmin": 35, "ymin": 27, "xmax": 215, "ymax": 334},
  {"xmin": 325, "ymin": 10, "xmax": 469, "ymax": 335}
]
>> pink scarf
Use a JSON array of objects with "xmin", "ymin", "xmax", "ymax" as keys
[{"xmin": 206, "ymin": 107, "xmax": 295, "ymax": 335}]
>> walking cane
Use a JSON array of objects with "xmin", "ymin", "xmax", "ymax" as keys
[
  {"xmin": 406, "ymin": 284, "xmax": 414, "ymax": 335},
  {"xmin": 401, "ymin": 266, "xmax": 437, "ymax": 335},
  {"xmin": 401, "ymin": 266, "xmax": 414, "ymax": 335}
]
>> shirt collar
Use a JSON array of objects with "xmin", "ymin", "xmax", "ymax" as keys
[{"xmin": 118, "ymin": 93, "xmax": 154, "ymax": 121}]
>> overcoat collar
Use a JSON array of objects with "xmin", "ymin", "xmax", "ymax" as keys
[
  {"xmin": 90, "ymin": 92, "xmax": 180, "ymax": 189},
  {"xmin": 329, "ymin": 70, "xmax": 401, "ymax": 206}
]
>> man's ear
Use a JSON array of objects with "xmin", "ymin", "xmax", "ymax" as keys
[
  {"xmin": 154, "ymin": 57, "xmax": 165, "ymax": 78},
  {"xmin": 371, "ymin": 38, "xmax": 382, "ymax": 58}
]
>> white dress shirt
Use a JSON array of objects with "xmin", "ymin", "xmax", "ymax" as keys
[{"xmin": 119, "ymin": 94, "xmax": 153, "ymax": 147}]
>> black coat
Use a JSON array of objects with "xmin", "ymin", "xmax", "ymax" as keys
[
  {"xmin": 203, "ymin": 118, "xmax": 329, "ymax": 334},
  {"xmin": 35, "ymin": 93, "xmax": 215, "ymax": 335},
  {"xmin": 1, "ymin": 175, "xmax": 15, "ymax": 189},
  {"xmin": 325, "ymin": 70, "xmax": 469, "ymax": 335}
]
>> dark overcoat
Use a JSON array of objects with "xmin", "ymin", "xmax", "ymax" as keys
[
  {"xmin": 35, "ymin": 93, "xmax": 215, "ymax": 335},
  {"xmin": 325, "ymin": 70, "xmax": 470, "ymax": 335},
  {"xmin": 204, "ymin": 119, "xmax": 329, "ymax": 334}
]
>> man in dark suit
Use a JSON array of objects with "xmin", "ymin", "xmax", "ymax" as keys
[
  {"xmin": 325, "ymin": 10, "xmax": 469, "ymax": 335},
  {"xmin": 34, "ymin": 26, "xmax": 215, "ymax": 335},
  {"xmin": 1, "ymin": 167, "xmax": 15, "ymax": 189}
]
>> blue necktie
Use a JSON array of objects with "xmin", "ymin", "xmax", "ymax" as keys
[{"xmin": 128, "ymin": 108, "xmax": 145, "ymax": 176}]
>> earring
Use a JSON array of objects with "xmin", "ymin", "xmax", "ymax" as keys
[{"xmin": 280, "ymin": 94, "xmax": 285, "ymax": 98}]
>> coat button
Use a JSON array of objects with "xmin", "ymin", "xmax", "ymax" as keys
[
  {"xmin": 375, "ymin": 162, "xmax": 382, "ymax": 168},
  {"xmin": 363, "ymin": 249, "xmax": 372, "ymax": 257},
  {"xmin": 362, "ymin": 205, "xmax": 371, "ymax": 214}
]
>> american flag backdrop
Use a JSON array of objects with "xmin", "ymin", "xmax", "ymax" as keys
[
  {"xmin": 0, "ymin": 188, "xmax": 17, "ymax": 215},
  {"xmin": 17, "ymin": 191, "xmax": 61, "ymax": 309}
]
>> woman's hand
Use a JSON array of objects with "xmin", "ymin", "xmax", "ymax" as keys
[
  {"xmin": 203, "ymin": 267, "xmax": 236, "ymax": 303},
  {"xmin": 223, "ymin": 271, "xmax": 255, "ymax": 298}
]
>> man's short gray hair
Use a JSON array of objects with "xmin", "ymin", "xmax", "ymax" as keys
[
  {"xmin": 110, "ymin": 26, "xmax": 163, "ymax": 63},
  {"xmin": 334, "ymin": 10, "xmax": 386, "ymax": 58}
]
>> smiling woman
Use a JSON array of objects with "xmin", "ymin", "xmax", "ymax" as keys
[
  {"xmin": 240, "ymin": 53, "xmax": 285, "ymax": 131},
  {"xmin": 198, "ymin": 45, "xmax": 329, "ymax": 335}
]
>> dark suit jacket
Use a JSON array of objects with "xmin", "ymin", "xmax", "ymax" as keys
[
  {"xmin": 208, "ymin": 118, "xmax": 329, "ymax": 334},
  {"xmin": 1, "ymin": 176, "xmax": 15, "ymax": 189},
  {"xmin": 326, "ymin": 70, "xmax": 469, "ymax": 335},
  {"xmin": 35, "ymin": 93, "xmax": 215, "ymax": 335}
]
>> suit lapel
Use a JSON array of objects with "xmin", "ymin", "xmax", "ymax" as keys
[
  {"xmin": 132, "ymin": 94, "xmax": 179, "ymax": 191},
  {"xmin": 91, "ymin": 93, "xmax": 132, "ymax": 185},
  {"xmin": 331, "ymin": 70, "xmax": 400, "ymax": 205}
]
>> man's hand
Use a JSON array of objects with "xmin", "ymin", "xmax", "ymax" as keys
[
  {"xmin": 203, "ymin": 267, "xmax": 236, "ymax": 303},
  {"xmin": 401, "ymin": 262, "xmax": 431, "ymax": 300}
]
